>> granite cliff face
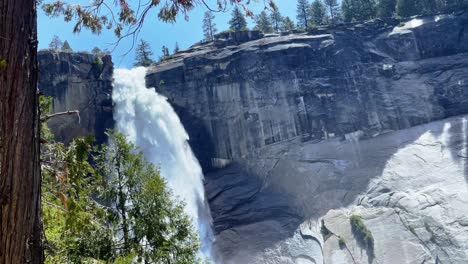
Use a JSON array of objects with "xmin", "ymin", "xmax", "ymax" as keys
[
  {"xmin": 146, "ymin": 11, "xmax": 468, "ymax": 264},
  {"xmin": 38, "ymin": 51, "xmax": 114, "ymax": 143}
]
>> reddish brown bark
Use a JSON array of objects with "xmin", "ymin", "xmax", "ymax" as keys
[{"xmin": 0, "ymin": 0, "xmax": 43, "ymax": 263}]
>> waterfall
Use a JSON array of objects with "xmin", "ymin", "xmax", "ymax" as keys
[{"xmin": 112, "ymin": 67, "xmax": 215, "ymax": 261}]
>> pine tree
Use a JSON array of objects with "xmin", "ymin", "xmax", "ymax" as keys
[
  {"xmin": 342, "ymin": 0, "xmax": 377, "ymax": 22},
  {"xmin": 202, "ymin": 11, "xmax": 217, "ymax": 41},
  {"xmin": 418, "ymin": 0, "xmax": 439, "ymax": 14},
  {"xmin": 310, "ymin": 0, "xmax": 327, "ymax": 25},
  {"xmin": 162, "ymin": 45, "xmax": 170, "ymax": 58},
  {"xmin": 270, "ymin": 8, "xmax": 284, "ymax": 32},
  {"xmin": 134, "ymin": 39, "xmax": 154, "ymax": 67},
  {"xmin": 297, "ymin": 0, "xmax": 311, "ymax": 29},
  {"xmin": 342, "ymin": 0, "xmax": 352, "ymax": 21},
  {"xmin": 281, "ymin": 16, "xmax": 296, "ymax": 32},
  {"xmin": 439, "ymin": 0, "xmax": 465, "ymax": 12},
  {"xmin": 91, "ymin": 47, "xmax": 102, "ymax": 56},
  {"xmin": 396, "ymin": 0, "xmax": 418, "ymax": 17},
  {"xmin": 254, "ymin": 11, "xmax": 274, "ymax": 33},
  {"xmin": 61, "ymin": 40, "xmax": 73, "ymax": 52},
  {"xmin": 49, "ymin": 35, "xmax": 63, "ymax": 51},
  {"xmin": 324, "ymin": 0, "xmax": 340, "ymax": 23},
  {"xmin": 94, "ymin": 131, "xmax": 200, "ymax": 263},
  {"xmin": 363, "ymin": 0, "xmax": 378, "ymax": 19},
  {"xmin": 174, "ymin": 42, "xmax": 180, "ymax": 53},
  {"xmin": 229, "ymin": 6, "xmax": 248, "ymax": 31},
  {"xmin": 377, "ymin": 0, "xmax": 397, "ymax": 17}
]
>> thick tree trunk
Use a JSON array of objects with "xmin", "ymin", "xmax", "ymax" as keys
[{"xmin": 0, "ymin": 0, "xmax": 43, "ymax": 263}]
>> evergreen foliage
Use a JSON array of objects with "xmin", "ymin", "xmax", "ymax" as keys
[
  {"xmin": 42, "ymin": 0, "xmax": 270, "ymax": 38},
  {"xmin": 42, "ymin": 136, "xmax": 112, "ymax": 263},
  {"xmin": 342, "ymin": 0, "xmax": 377, "ymax": 23},
  {"xmin": 254, "ymin": 11, "xmax": 274, "ymax": 33},
  {"xmin": 297, "ymin": 0, "xmax": 311, "ymax": 29},
  {"xmin": 48, "ymin": 35, "xmax": 63, "ymax": 51},
  {"xmin": 438, "ymin": 0, "xmax": 465, "ymax": 12},
  {"xmin": 41, "ymin": 129, "xmax": 201, "ymax": 263},
  {"xmin": 310, "ymin": 0, "xmax": 327, "ymax": 25},
  {"xmin": 377, "ymin": 0, "xmax": 397, "ymax": 17},
  {"xmin": 229, "ymin": 6, "xmax": 248, "ymax": 31},
  {"xmin": 419, "ymin": 0, "xmax": 438, "ymax": 14},
  {"xmin": 91, "ymin": 47, "xmax": 102, "ymax": 56},
  {"xmin": 396, "ymin": 0, "xmax": 418, "ymax": 17},
  {"xmin": 270, "ymin": 8, "xmax": 284, "ymax": 32},
  {"xmin": 95, "ymin": 130, "xmax": 200, "ymax": 263},
  {"xmin": 203, "ymin": 11, "xmax": 217, "ymax": 41},
  {"xmin": 61, "ymin": 40, "xmax": 73, "ymax": 52},
  {"xmin": 281, "ymin": 16, "xmax": 296, "ymax": 31},
  {"xmin": 134, "ymin": 39, "xmax": 154, "ymax": 67},
  {"xmin": 324, "ymin": 0, "xmax": 341, "ymax": 23},
  {"xmin": 161, "ymin": 45, "xmax": 170, "ymax": 58},
  {"xmin": 39, "ymin": 97, "xmax": 201, "ymax": 264},
  {"xmin": 174, "ymin": 42, "xmax": 180, "ymax": 53}
]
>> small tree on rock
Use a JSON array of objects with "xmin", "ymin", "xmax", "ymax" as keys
[
  {"xmin": 310, "ymin": 0, "xmax": 327, "ymax": 25},
  {"xmin": 49, "ymin": 35, "xmax": 63, "ymax": 51},
  {"xmin": 174, "ymin": 42, "xmax": 180, "ymax": 53},
  {"xmin": 61, "ymin": 40, "xmax": 73, "ymax": 52},
  {"xmin": 342, "ymin": 0, "xmax": 377, "ymax": 22},
  {"xmin": 270, "ymin": 8, "xmax": 283, "ymax": 32},
  {"xmin": 324, "ymin": 0, "xmax": 340, "ymax": 23},
  {"xmin": 162, "ymin": 45, "xmax": 170, "ymax": 57},
  {"xmin": 203, "ymin": 11, "xmax": 218, "ymax": 41},
  {"xmin": 297, "ymin": 0, "xmax": 311, "ymax": 29},
  {"xmin": 396, "ymin": 0, "xmax": 418, "ymax": 17},
  {"xmin": 91, "ymin": 47, "xmax": 102, "ymax": 56},
  {"xmin": 281, "ymin": 16, "xmax": 296, "ymax": 32},
  {"xmin": 377, "ymin": 0, "xmax": 397, "ymax": 17},
  {"xmin": 254, "ymin": 11, "xmax": 274, "ymax": 33},
  {"xmin": 229, "ymin": 6, "xmax": 248, "ymax": 31},
  {"xmin": 134, "ymin": 39, "xmax": 154, "ymax": 67}
]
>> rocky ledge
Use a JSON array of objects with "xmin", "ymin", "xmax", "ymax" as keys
[
  {"xmin": 39, "ymin": 51, "xmax": 114, "ymax": 144},
  {"xmin": 147, "ymin": 11, "xmax": 468, "ymax": 264}
]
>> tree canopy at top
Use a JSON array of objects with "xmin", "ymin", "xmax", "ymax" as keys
[{"xmin": 42, "ymin": 0, "xmax": 277, "ymax": 42}]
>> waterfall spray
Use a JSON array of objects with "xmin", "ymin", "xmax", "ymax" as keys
[{"xmin": 112, "ymin": 67, "xmax": 216, "ymax": 261}]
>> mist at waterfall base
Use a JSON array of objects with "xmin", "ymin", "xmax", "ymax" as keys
[{"xmin": 112, "ymin": 67, "xmax": 216, "ymax": 262}]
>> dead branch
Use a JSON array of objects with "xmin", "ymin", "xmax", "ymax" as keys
[{"xmin": 40, "ymin": 110, "xmax": 80, "ymax": 123}]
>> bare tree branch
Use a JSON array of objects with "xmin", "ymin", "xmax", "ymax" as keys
[{"xmin": 40, "ymin": 110, "xmax": 80, "ymax": 123}]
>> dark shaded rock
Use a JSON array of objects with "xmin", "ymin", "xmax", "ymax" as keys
[{"xmin": 38, "ymin": 51, "xmax": 114, "ymax": 144}]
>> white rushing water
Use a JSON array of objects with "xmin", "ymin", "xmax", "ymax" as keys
[{"xmin": 112, "ymin": 67, "xmax": 215, "ymax": 261}]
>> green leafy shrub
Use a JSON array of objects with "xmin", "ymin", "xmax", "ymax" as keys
[{"xmin": 350, "ymin": 215, "xmax": 374, "ymax": 251}]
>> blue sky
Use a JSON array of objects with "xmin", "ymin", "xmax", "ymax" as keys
[{"xmin": 38, "ymin": 1, "xmax": 299, "ymax": 68}]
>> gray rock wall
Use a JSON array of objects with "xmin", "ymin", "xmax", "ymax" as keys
[
  {"xmin": 148, "ymin": 13, "xmax": 468, "ymax": 172},
  {"xmin": 146, "ymin": 11, "xmax": 468, "ymax": 264},
  {"xmin": 38, "ymin": 51, "xmax": 114, "ymax": 144}
]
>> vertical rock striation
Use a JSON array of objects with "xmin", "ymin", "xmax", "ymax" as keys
[
  {"xmin": 38, "ymin": 51, "xmax": 114, "ymax": 144},
  {"xmin": 146, "ymin": 11, "xmax": 468, "ymax": 263}
]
